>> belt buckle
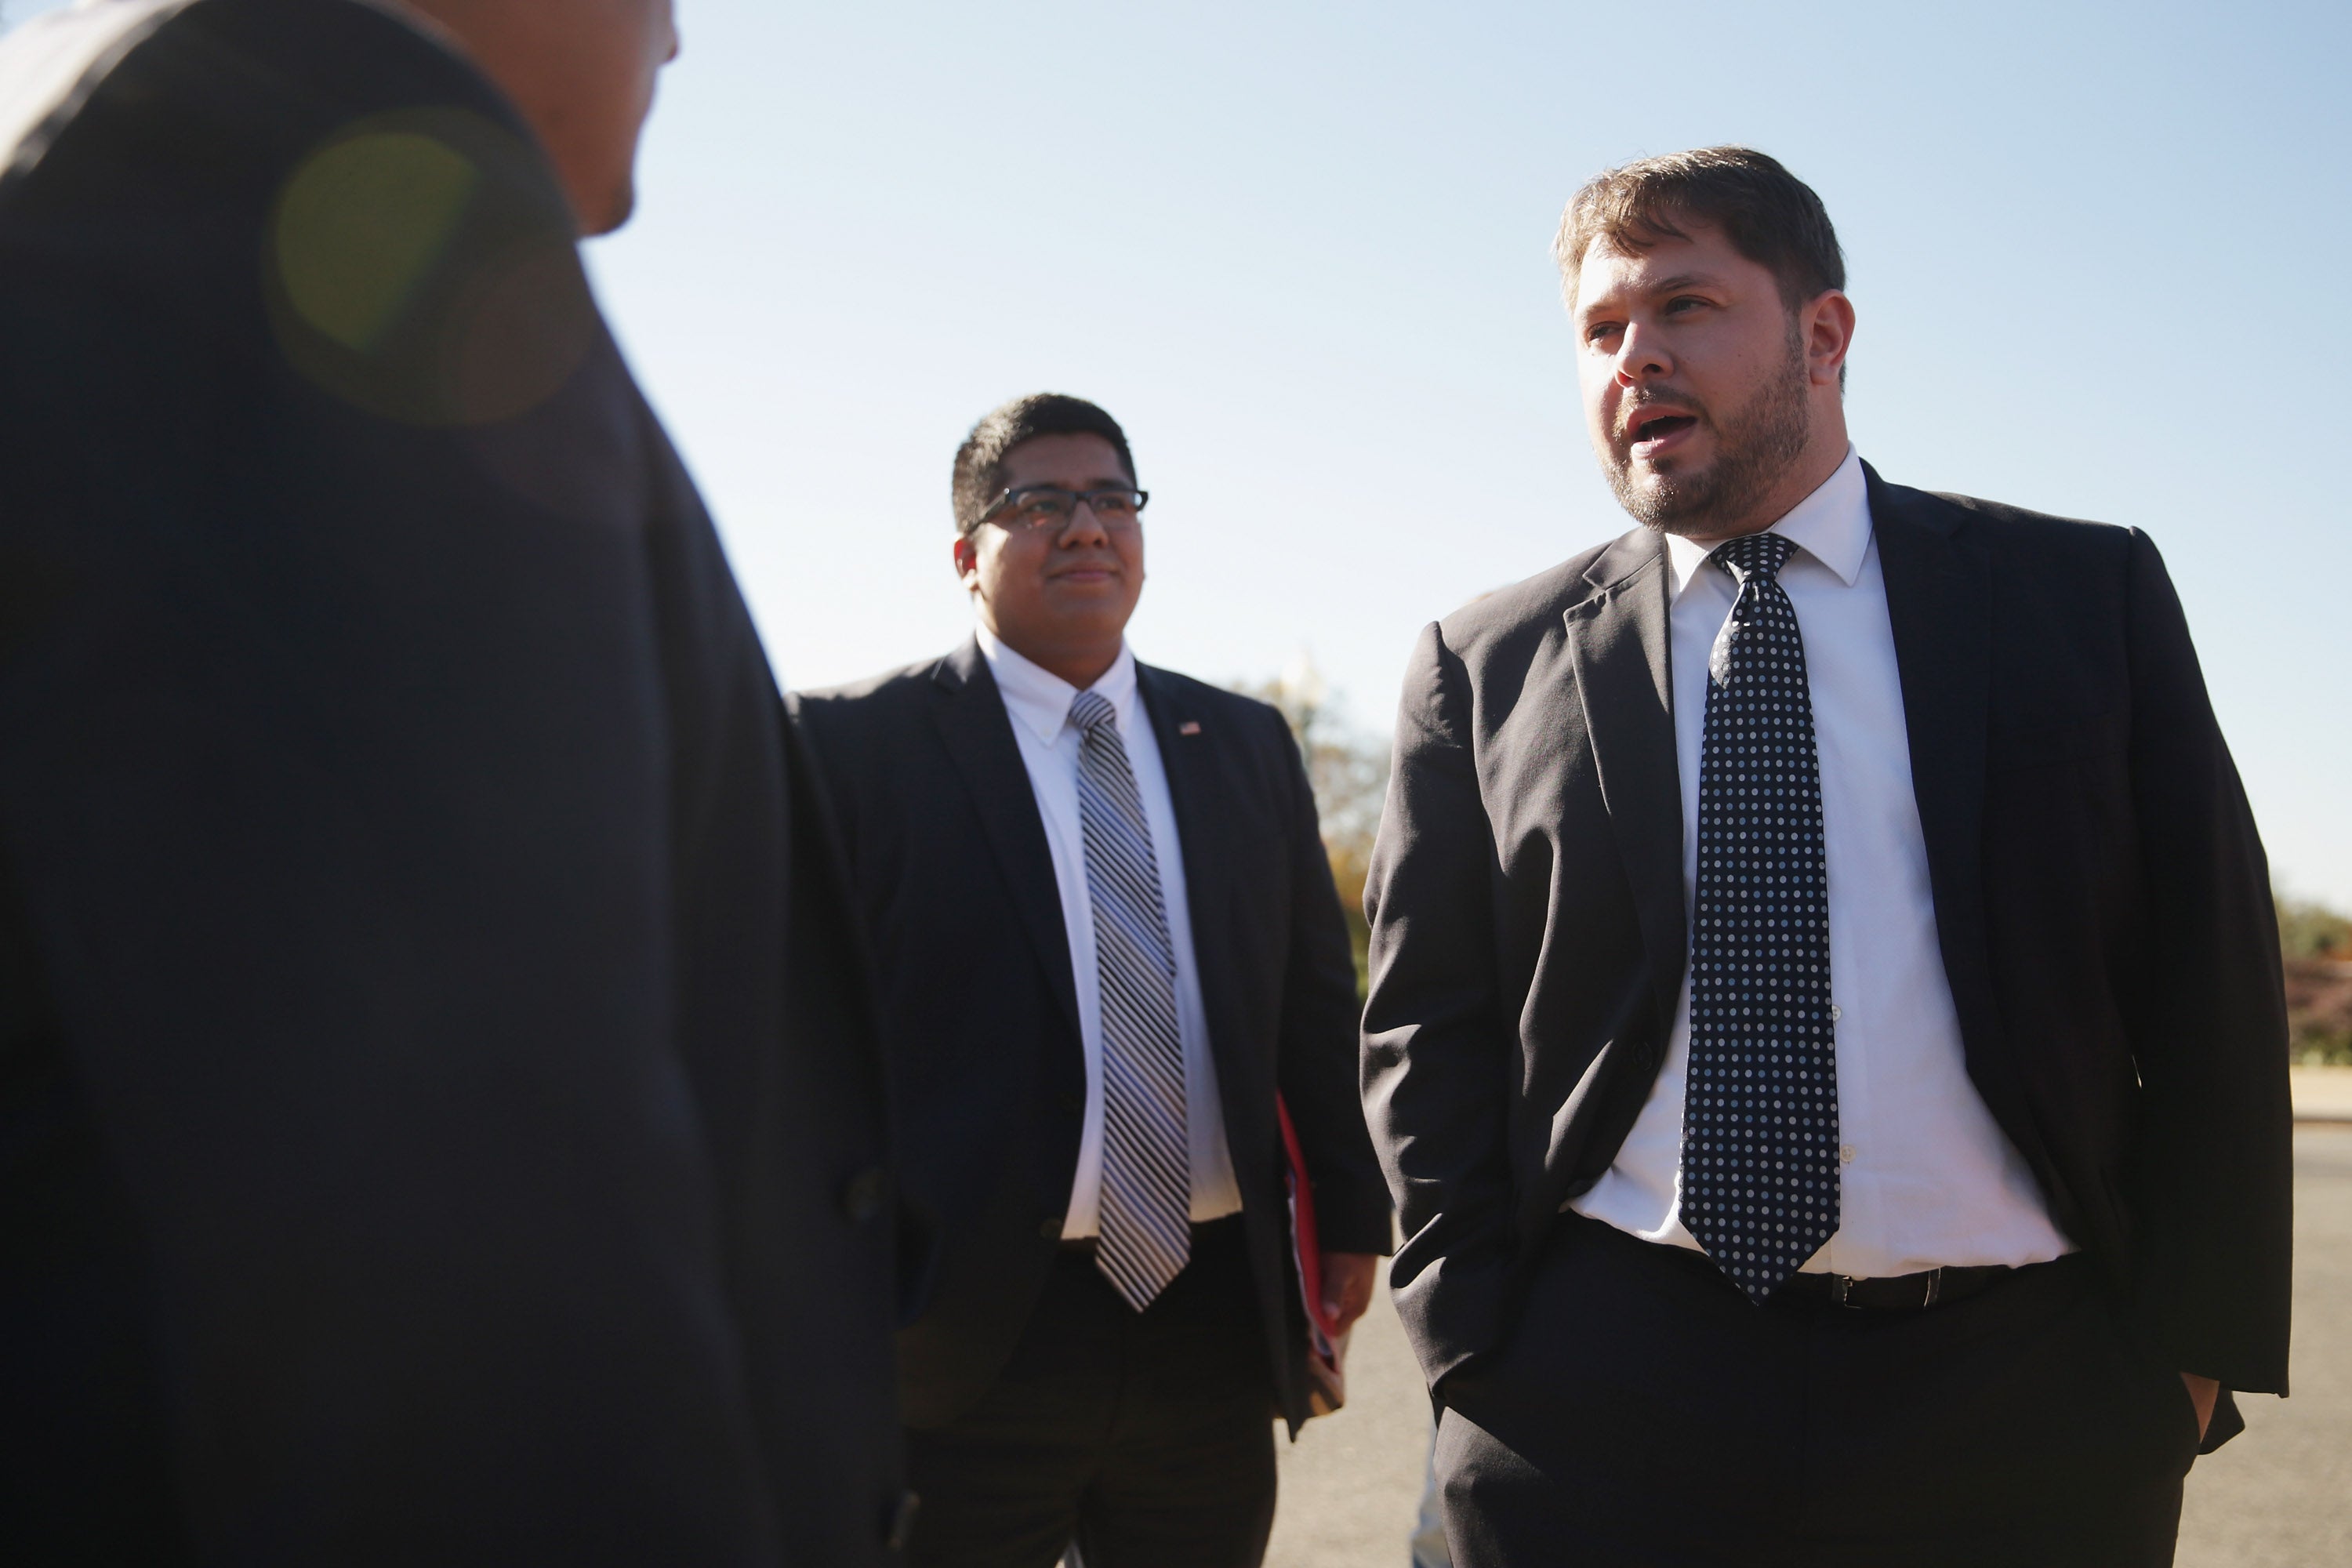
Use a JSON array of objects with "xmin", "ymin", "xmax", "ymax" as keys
[{"xmin": 1829, "ymin": 1269, "xmax": 1944, "ymax": 1310}]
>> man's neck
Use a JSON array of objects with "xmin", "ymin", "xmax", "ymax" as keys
[{"xmin": 981, "ymin": 623, "xmax": 1122, "ymax": 693}]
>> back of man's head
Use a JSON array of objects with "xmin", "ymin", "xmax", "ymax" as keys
[
  {"xmin": 1554, "ymin": 146, "xmax": 1844, "ymax": 314},
  {"xmin": 951, "ymin": 394, "xmax": 1137, "ymax": 536}
]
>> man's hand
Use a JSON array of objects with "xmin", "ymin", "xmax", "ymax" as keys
[
  {"xmin": 1319, "ymin": 1252, "xmax": 1378, "ymax": 1338},
  {"xmin": 2182, "ymin": 1373, "xmax": 2218, "ymax": 1443}
]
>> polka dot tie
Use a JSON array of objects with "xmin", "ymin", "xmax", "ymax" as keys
[{"xmin": 1678, "ymin": 531, "xmax": 1841, "ymax": 1303}]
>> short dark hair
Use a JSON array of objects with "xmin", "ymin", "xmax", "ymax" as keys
[
  {"xmin": 1553, "ymin": 147, "xmax": 1844, "ymax": 313},
  {"xmin": 951, "ymin": 393, "xmax": 1136, "ymax": 536}
]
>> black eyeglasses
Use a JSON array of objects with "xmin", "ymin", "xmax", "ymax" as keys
[{"xmin": 976, "ymin": 485, "xmax": 1149, "ymax": 532}]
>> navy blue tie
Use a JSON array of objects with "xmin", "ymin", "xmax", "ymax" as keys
[{"xmin": 1679, "ymin": 531, "xmax": 1842, "ymax": 1303}]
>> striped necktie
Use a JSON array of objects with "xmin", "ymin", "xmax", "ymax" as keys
[{"xmin": 1069, "ymin": 690, "xmax": 1192, "ymax": 1311}]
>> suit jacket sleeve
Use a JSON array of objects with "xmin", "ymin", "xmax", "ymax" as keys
[
  {"xmin": 1361, "ymin": 621, "xmax": 1517, "ymax": 1389},
  {"xmin": 2118, "ymin": 532, "xmax": 2293, "ymax": 1393},
  {"xmin": 1266, "ymin": 701, "xmax": 1392, "ymax": 1256}
]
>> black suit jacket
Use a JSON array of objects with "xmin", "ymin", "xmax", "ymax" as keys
[
  {"xmin": 1363, "ymin": 467, "xmax": 2292, "ymax": 1414},
  {"xmin": 0, "ymin": 2, "xmax": 900, "ymax": 1560},
  {"xmin": 789, "ymin": 639, "xmax": 1391, "ymax": 1432}
]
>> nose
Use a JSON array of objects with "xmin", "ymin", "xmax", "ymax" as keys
[
  {"xmin": 1613, "ymin": 318, "xmax": 1671, "ymax": 389},
  {"xmin": 1056, "ymin": 499, "xmax": 1112, "ymax": 548}
]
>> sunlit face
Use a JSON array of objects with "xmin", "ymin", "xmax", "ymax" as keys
[
  {"xmin": 954, "ymin": 434, "xmax": 1145, "ymax": 676},
  {"xmin": 1572, "ymin": 221, "xmax": 1838, "ymax": 537}
]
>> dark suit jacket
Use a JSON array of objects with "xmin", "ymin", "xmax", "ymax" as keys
[
  {"xmin": 789, "ymin": 639, "xmax": 1391, "ymax": 1432},
  {"xmin": 1363, "ymin": 466, "xmax": 2293, "ymax": 1419},
  {"xmin": 0, "ymin": 2, "xmax": 900, "ymax": 1560}
]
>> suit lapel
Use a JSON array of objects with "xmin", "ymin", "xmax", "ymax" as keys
[
  {"xmin": 1867, "ymin": 467, "xmax": 2042, "ymax": 1144},
  {"xmin": 1563, "ymin": 529, "xmax": 1686, "ymax": 1033},
  {"xmin": 1133, "ymin": 665, "xmax": 1251, "ymax": 1130},
  {"xmin": 928, "ymin": 637, "xmax": 1082, "ymax": 1041},
  {"xmin": 1869, "ymin": 468, "xmax": 1987, "ymax": 975}
]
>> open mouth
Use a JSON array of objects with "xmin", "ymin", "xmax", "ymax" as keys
[{"xmin": 1629, "ymin": 411, "xmax": 1698, "ymax": 458}]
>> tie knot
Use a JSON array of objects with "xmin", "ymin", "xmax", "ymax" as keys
[
  {"xmin": 1069, "ymin": 690, "xmax": 1117, "ymax": 735},
  {"xmin": 1710, "ymin": 530, "xmax": 1798, "ymax": 587}
]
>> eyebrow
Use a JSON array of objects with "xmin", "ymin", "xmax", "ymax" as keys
[
  {"xmin": 1010, "ymin": 477, "xmax": 1134, "ymax": 492},
  {"xmin": 1578, "ymin": 270, "xmax": 1730, "ymax": 320}
]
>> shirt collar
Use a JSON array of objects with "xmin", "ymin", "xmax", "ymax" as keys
[
  {"xmin": 1663, "ymin": 446, "xmax": 1869, "ymax": 601},
  {"xmin": 975, "ymin": 623, "xmax": 1139, "ymax": 746}
]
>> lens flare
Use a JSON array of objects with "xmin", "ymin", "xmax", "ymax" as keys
[
  {"xmin": 274, "ymin": 132, "xmax": 480, "ymax": 355},
  {"xmin": 264, "ymin": 110, "xmax": 599, "ymax": 427}
]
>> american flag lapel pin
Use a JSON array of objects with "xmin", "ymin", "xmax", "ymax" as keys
[{"xmin": 1178, "ymin": 720, "xmax": 1202, "ymax": 735}]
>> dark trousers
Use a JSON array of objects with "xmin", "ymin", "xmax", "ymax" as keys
[
  {"xmin": 905, "ymin": 1216, "xmax": 1277, "ymax": 1568},
  {"xmin": 1437, "ymin": 1212, "xmax": 2201, "ymax": 1568}
]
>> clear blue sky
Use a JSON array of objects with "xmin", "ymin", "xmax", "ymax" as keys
[{"xmin": 15, "ymin": 1, "xmax": 2350, "ymax": 906}]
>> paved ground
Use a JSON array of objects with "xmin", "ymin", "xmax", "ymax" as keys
[
  {"xmin": 2175, "ymin": 1123, "xmax": 2352, "ymax": 1567},
  {"xmin": 1265, "ymin": 1124, "xmax": 2352, "ymax": 1566},
  {"xmin": 1261, "ymin": 1261, "xmax": 1436, "ymax": 1567}
]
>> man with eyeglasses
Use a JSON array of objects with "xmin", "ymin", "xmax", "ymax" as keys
[{"xmin": 789, "ymin": 393, "xmax": 1392, "ymax": 1566}]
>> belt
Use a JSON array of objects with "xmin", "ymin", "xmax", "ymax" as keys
[
  {"xmin": 1567, "ymin": 1210, "xmax": 2053, "ymax": 1313},
  {"xmin": 1775, "ymin": 1263, "xmax": 2020, "ymax": 1312}
]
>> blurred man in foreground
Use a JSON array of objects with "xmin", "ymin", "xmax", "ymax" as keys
[
  {"xmin": 1363, "ymin": 148, "xmax": 2291, "ymax": 1565},
  {"xmin": 0, "ymin": 1, "xmax": 901, "ymax": 1560},
  {"xmin": 790, "ymin": 394, "xmax": 1391, "ymax": 1566}
]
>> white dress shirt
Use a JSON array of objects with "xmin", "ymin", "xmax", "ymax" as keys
[
  {"xmin": 976, "ymin": 626, "xmax": 1243, "ymax": 1237},
  {"xmin": 1570, "ymin": 448, "xmax": 2074, "ymax": 1276}
]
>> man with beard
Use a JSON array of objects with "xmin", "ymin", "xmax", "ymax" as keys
[
  {"xmin": 1361, "ymin": 147, "xmax": 2290, "ymax": 1565},
  {"xmin": 0, "ymin": 2, "xmax": 901, "ymax": 1562}
]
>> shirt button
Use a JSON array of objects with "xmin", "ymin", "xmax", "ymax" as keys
[
  {"xmin": 1838, "ymin": 1145, "xmax": 1857, "ymax": 1163},
  {"xmin": 1829, "ymin": 1004, "xmax": 1843, "ymax": 1022}
]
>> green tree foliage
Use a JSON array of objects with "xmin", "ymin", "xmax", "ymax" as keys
[
  {"xmin": 2280, "ymin": 896, "xmax": 2352, "ymax": 961},
  {"xmin": 2281, "ymin": 894, "xmax": 2352, "ymax": 1065},
  {"xmin": 1235, "ymin": 662, "xmax": 1389, "ymax": 997}
]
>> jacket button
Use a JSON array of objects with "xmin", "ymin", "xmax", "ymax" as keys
[
  {"xmin": 1040, "ymin": 1215, "xmax": 1066, "ymax": 1240},
  {"xmin": 1057, "ymin": 1091, "xmax": 1083, "ymax": 1114},
  {"xmin": 840, "ymin": 1166, "xmax": 888, "ymax": 1222}
]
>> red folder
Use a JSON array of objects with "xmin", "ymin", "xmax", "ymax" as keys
[{"xmin": 1277, "ymin": 1094, "xmax": 1348, "ymax": 1415}]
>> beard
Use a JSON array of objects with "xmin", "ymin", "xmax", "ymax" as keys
[{"xmin": 1602, "ymin": 325, "xmax": 1812, "ymax": 537}]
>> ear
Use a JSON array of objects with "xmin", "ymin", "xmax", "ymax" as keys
[
  {"xmin": 952, "ymin": 532, "xmax": 979, "ymax": 589},
  {"xmin": 1804, "ymin": 289, "xmax": 1857, "ymax": 388}
]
